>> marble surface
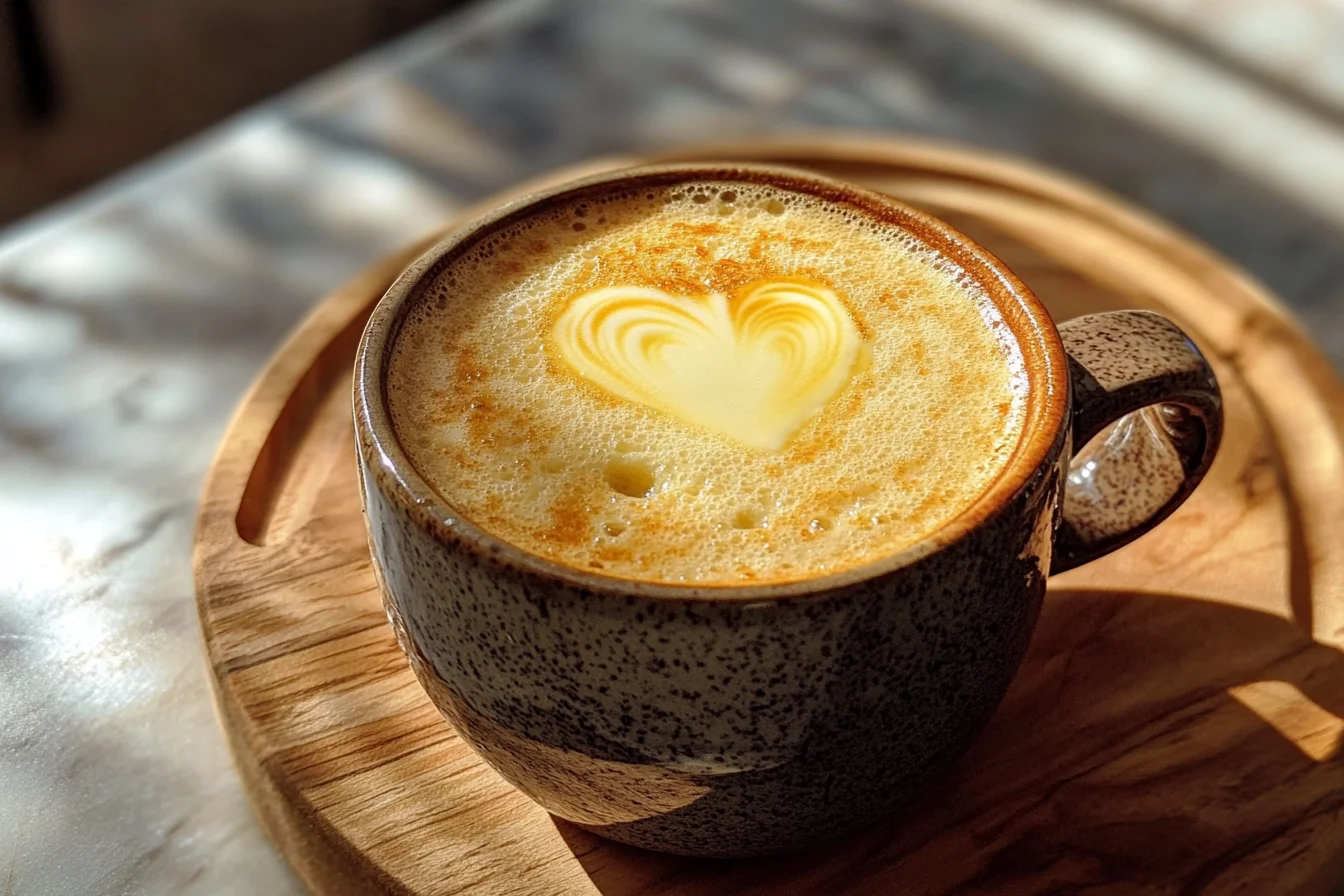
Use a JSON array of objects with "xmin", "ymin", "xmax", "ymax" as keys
[
  {"xmin": 1111, "ymin": 0, "xmax": 1344, "ymax": 113},
  {"xmin": 925, "ymin": 0, "xmax": 1344, "ymax": 259},
  {"xmin": 2, "ymin": 0, "xmax": 1343, "ymax": 893}
]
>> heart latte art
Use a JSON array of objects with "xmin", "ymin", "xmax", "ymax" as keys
[
  {"xmin": 552, "ymin": 279, "xmax": 864, "ymax": 451},
  {"xmin": 388, "ymin": 177, "xmax": 1028, "ymax": 585}
]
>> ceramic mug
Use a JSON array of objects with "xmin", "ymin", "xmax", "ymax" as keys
[{"xmin": 353, "ymin": 164, "xmax": 1222, "ymax": 857}]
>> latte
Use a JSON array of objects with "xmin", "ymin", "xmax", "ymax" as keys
[{"xmin": 387, "ymin": 174, "xmax": 1028, "ymax": 585}]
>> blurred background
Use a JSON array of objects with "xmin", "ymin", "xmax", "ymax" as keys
[
  {"xmin": 3, "ymin": 0, "xmax": 1343, "ymax": 226},
  {"xmin": 0, "ymin": 0, "xmax": 467, "ymax": 223}
]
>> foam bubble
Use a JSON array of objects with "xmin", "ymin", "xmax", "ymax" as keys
[{"xmin": 388, "ymin": 178, "xmax": 1029, "ymax": 585}]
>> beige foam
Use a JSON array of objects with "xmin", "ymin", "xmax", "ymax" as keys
[{"xmin": 388, "ymin": 179, "xmax": 1028, "ymax": 585}]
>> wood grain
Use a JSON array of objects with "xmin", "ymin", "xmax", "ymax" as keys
[{"xmin": 194, "ymin": 136, "xmax": 1344, "ymax": 895}]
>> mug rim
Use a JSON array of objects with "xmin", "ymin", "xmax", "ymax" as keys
[{"xmin": 354, "ymin": 162, "xmax": 1070, "ymax": 601}]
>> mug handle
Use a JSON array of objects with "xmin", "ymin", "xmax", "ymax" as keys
[{"xmin": 1051, "ymin": 310, "xmax": 1223, "ymax": 573}]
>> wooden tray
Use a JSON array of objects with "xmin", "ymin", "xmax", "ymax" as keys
[{"xmin": 195, "ymin": 136, "xmax": 1344, "ymax": 895}]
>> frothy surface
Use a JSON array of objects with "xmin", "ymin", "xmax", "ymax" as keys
[{"xmin": 388, "ymin": 178, "xmax": 1027, "ymax": 585}]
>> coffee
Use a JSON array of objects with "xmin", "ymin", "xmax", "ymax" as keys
[{"xmin": 387, "ymin": 176, "xmax": 1028, "ymax": 585}]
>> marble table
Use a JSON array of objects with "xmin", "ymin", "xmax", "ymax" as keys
[{"xmin": 2, "ymin": 1, "xmax": 1343, "ymax": 893}]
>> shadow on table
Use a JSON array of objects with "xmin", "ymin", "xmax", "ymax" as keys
[{"xmin": 552, "ymin": 587, "xmax": 1344, "ymax": 895}]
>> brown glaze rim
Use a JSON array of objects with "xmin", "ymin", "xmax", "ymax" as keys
[{"xmin": 353, "ymin": 163, "xmax": 1070, "ymax": 601}]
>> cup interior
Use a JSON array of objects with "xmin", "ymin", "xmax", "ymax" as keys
[{"xmin": 354, "ymin": 162, "xmax": 1070, "ymax": 599}]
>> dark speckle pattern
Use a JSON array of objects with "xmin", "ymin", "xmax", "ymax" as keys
[
  {"xmin": 361, "ymin": 451, "xmax": 1057, "ymax": 856},
  {"xmin": 1056, "ymin": 311, "xmax": 1223, "ymax": 572},
  {"xmin": 353, "ymin": 184, "xmax": 1222, "ymax": 857}
]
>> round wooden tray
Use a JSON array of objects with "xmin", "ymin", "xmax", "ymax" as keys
[{"xmin": 195, "ymin": 136, "xmax": 1344, "ymax": 895}]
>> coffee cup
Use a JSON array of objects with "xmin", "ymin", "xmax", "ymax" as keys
[{"xmin": 353, "ymin": 163, "xmax": 1221, "ymax": 857}]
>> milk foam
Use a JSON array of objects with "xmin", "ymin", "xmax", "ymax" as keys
[{"xmin": 388, "ymin": 179, "xmax": 1028, "ymax": 585}]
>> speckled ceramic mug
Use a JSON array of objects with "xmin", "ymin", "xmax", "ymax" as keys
[{"xmin": 354, "ymin": 164, "xmax": 1222, "ymax": 857}]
